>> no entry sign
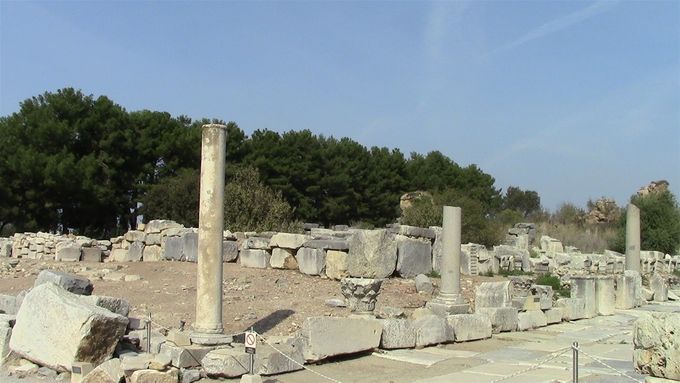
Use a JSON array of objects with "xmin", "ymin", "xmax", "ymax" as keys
[{"xmin": 245, "ymin": 331, "xmax": 257, "ymax": 354}]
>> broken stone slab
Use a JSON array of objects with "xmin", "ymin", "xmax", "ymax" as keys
[
  {"xmin": 616, "ymin": 270, "xmax": 643, "ymax": 309},
  {"xmin": 299, "ymin": 316, "xmax": 382, "ymax": 362},
  {"xmin": 182, "ymin": 233, "xmax": 198, "ymax": 263},
  {"xmin": 388, "ymin": 225, "xmax": 436, "ymax": 239},
  {"xmin": 146, "ymin": 220, "xmax": 183, "ymax": 234},
  {"xmin": 0, "ymin": 326, "xmax": 11, "ymax": 365},
  {"xmin": 595, "ymin": 276, "xmax": 615, "ymax": 315},
  {"xmin": 302, "ymin": 239, "xmax": 349, "ymax": 251},
  {"xmin": 570, "ymin": 276, "xmax": 597, "ymax": 318},
  {"xmin": 55, "ymin": 241, "xmax": 81, "ymax": 262},
  {"xmin": 475, "ymin": 307, "xmax": 518, "ymax": 333},
  {"xmin": 325, "ymin": 250, "xmax": 349, "ymax": 280},
  {"xmin": 475, "ymin": 281, "xmax": 513, "ymax": 308},
  {"xmin": 81, "ymin": 358, "xmax": 124, "ymax": 383},
  {"xmin": 446, "ymin": 314, "xmax": 492, "ymax": 342},
  {"xmin": 380, "ymin": 318, "xmax": 416, "ymax": 349},
  {"xmin": 242, "ymin": 237, "xmax": 271, "ymax": 250},
  {"xmin": 162, "ymin": 237, "xmax": 183, "ymax": 261},
  {"xmin": 223, "ymin": 240, "xmax": 239, "ymax": 262},
  {"xmin": 268, "ymin": 233, "xmax": 310, "ymax": 250},
  {"xmin": 202, "ymin": 347, "xmax": 250, "ymax": 378},
  {"xmin": 10, "ymin": 283, "xmax": 128, "ymax": 372},
  {"xmin": 530, "ymin": 285, "xmax": 553, "ymax": 310},
  {"xmin": 142, "ymin": 245, "xmax": 162, "ymax": 262},
  {"xmin": 634, "ymin": 312, "xmax": 680, "ymax": 380},
  {"xmin": 128, "ymin": 241, "xmax": 145, "ymax": 262},
  {"xmin": 79, "ymin": 295, "xmax": 130, "ymax": 316},
  {"xmin": 252, "ymin": 335, "xmax": 304, "ymax": 376},
  {"xmin": 295, "ymin": 248, "xmax": 326, "ymax": 275},
  {"xmin": 159, "ymin": 343, "xmax": 213, "ymax": 369},
  {"xmin": 650, "ymin": 274, "xmax": 668, "ymax": 302},
  {"xmin": 395, "ymin": 235, "xmax": 432, "ymax": 278},
  {"xmin": 34, "ymin": 270, "xmax": 93, "ymax": 295},
  {"xmin": 81, "ymin": 247, "xmax": 103, "ymax": 263},
  {"xmin": 414, "ymin": 274, "xmax": 434, "ymax": 294},
  {"xmin": 239, "ymin": 249, "xmax": 270, "ymax": 269},
  {"xmin": 517, "ymin": 310, "xmax": 548, "ymax": 331},
  {"xmin": 130, "ymin": 369, "xmax": 179, "ymax": 383},
  {"xmin": 555, "ymin": 298, "xmax": 586, "ymax": 321},
  {"xmin": 269, "ymin": 248, "xmax": 297, "ymax": 269},
  {"xmin": 544, "ymin": 308, "xmax": 564, "ymax": 324},
  {"xmin": 413, "ymin": 315, "xmax": 452, "ymax": 347},
  {"xmin": 347, "ymin": 229, "xmax": 397, "ymax": 278}
]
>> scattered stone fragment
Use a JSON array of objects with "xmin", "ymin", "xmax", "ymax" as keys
[
  {"xmin": 81, "ymin": 358, "xmax": 124, "ymax": 383},
  {"xmin": 414, "ymin": 274, "xmax": 434, "ymax": 294},
  {"xmin": 34, "ymin": 269, "xmax": 93, "ymax": 295}
]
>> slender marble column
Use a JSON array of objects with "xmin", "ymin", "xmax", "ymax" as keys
[
  {"xmin": 192, "ymin": 124, "xmax": 230, "ymax": 345},
  {"xmin": 426, "ymin": 206, "xmax": 469, "ymax": 315},
  {"xmin": 625, "ymin": 204, "xmax": 641, "ymax": 272}
]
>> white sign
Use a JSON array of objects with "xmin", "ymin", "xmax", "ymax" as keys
[{"xmin": 245, "ymin": 331, "xmax": 257, "ymax": 354}]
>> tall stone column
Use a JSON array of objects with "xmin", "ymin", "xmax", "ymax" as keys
[
  {"xmin": 426, "ymin": 206, "xmax": 469, "ymax": 316},
  {"xmin": 192, "ymin": 124, "xmax": 231, "ymax": 345},
  {"xmin": 625, "ymin": 204, "xmax": 641, "ymax": 272}
]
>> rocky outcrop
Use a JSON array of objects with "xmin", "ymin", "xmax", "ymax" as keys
[{"xmin": 634, "ymin": 312, "xmax": 680, "ymax": 380}]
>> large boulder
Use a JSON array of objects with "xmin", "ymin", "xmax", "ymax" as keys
[
  {"xmin": 395, "ymin": 235, "xmax": 432, "ymax": 278},
  {"xmin": 634, "ymin": 313, "xmax": 680, "ymax": 380},
  {"xmin": 10, "ymin": 283, "xmax": 128, "ymax": 371},
  {"xmin": 34, "ymin": 270, "xmax": 93, "ymax": 295},
  {"xmin": 299, "ymin": 317, "xmax": 382, "ymax": 362},
  {"xmin": 347, "ymin": 230, "xmax": 397, "ymax": 278}
]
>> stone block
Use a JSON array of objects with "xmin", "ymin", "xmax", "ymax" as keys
[
  {"xmin": 79, "ymin": 295, "xmax": 130, "ymax": 316},
  {"xmin": 182, "ymin": 233, "xmax": 198, "ymax": 262},
  {"xmin": 380, "ymin": 318, "xmax": 416, "ymax": 349},
  {"xmin": 34, "ymin": 270, "xmax": 93, "ymax": 295},
  {"xmin": 10, "ymin": 283, "xmax": 128, "ymax": 371},
  {"xmin": 571, "ymin": 276, "xmax": 597, "ymax": 318},
  {"xmin": 650, "ymin": 274, "xmax": 668, "ymax": 302},
  {"xmin": 128, "ymin": 241, "xmax": 145, "ymax": 262},
  {"xmin": 446, "ymin": 314, "xmax": 492, "ymax": 342},
  {"xmin": 395, "ymin": 235, "xmax": 432, "ymax": 278},
  {"xmin": 239, "ymin": 249, "xmax": 270, "ymax": 269},
  {"xmin": 414, "ymin": 274, "xmax": 434, "ymax": 294},
  {"xmin": 160, "ymin": 343, "xmax": 213, "ymax": 369},
  {"xmin": 517, "ymin": 310, "xmax": 548, "ymax": 331},
  {"xmin": 223, "ymin": 240, "xmax": 239, "ymax": 262},
  {"xmin": 413, "ymin": 315, "xmax": 452, "ymax": 347},
  {"xmin": 544, "ymin": 308, "xmax": 564, "ymax": 324},
  {"xmin": 162, "ymin": 236, "xmax": 183, "ymax": 261},
  {"xmin": 55, "ymin": 242, "xmax": 81, "ymax": 262},
  {"xmin": 475, "ymin": 307, "xmax": 518, "ymax": 333},
  {"xmin": 130, "ymin": 369, "xmax": 178, "ymax": 383},
  {"xmin": 325, "ymin": 250, "xmax": 348, "ymax": 280},
  {"xmin": 81, "ymin": 247, "xmax": 102, "ymax": 262},
  {"xmin": 81, "ymin": 358, "xmax": 124, "ymax": 383},
  {"xmin": 302, "ymin": 239, "xmax": 349, "ymax": 251},
  {"xmin": 616, "ymin": 270, "xmax": 642, "ymax": 309},
  {"xmin": 0, "ymin": 326, "xmax": 11, "ymax": 365},
  {"xmin": 634, "ymin": 312, "xmax": 680, "ymax": 380},
  {"xmin": 0, "ymin": 294, "xmax": 17, "ymax": 314},
  {"xmin": 109, "ymin": 248, "xmax": 130, "ymax": 262},
  {"xmin": 269, "ymin": 233, "xmax": 310, "ymax": 249},
  {"xmin": 253, "ymin": 335, "xmax": 304, "ymax": 376},
  {"xmin": 295, "ymin": 247, "xmax": 326, "ymax": 275},
  {"xmin": 389, "ymin": 225, "xmax": 436, "ymax": 239},
  {"xmin": 270, "ymin": 248, "xmax": 298, "ymax": 270},
  {"xmin": 146, "ymin": 220, "xmax": 183, "ymax": 234},
  {"xmin": 556, "ymin": 298, "xmax": 586, "ymax": 321},
  {"xmin": 124, "ymin": 230, "xmax": 147, "ymax": 243},
  {"xmin": 202, "ymin": 348, "xmax": 250, "ymax": 378},
  {"xmin": 347, "ymin": 229, "xmax": 397, "ymax": 278},
  {"xmin": 531, "ymin": 285, "xmax": 553, "ymax": 310},
  {"xmin": 299, "ymin": 316, "xmax": 382, "ymax": 362},
  {"xmin": 431, "ymin": 227, "xmax": 443, "ymax": 273},
  {"xmin": 145, "ymin": 233, "xmax": 161, "ymax": 246},
  {"xmin": 595, "ymin": 276, "xmax": 615, "ymax": 315},
  {"xmin": 475, "ymin": 281, "xmax": 513, "ymax": 308},
  {"xmin": 242, "ymin": 237, "xmax": 271, "ymax": 250},
  {"xmin": 142, "ymin": 245, "xmax": 162, "ymax": 262}
]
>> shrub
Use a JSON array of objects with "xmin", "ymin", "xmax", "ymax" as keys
[{"xmin": 535, "ymin": 273, "xmax": 570, "ymax": 297}]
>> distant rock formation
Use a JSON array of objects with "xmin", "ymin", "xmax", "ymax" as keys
[
  {"xmin": 585, "ymin": 197, "xmax": 620, "ymax": 224},
  {"xmin": 637, "ymin": 180, "xmax": 669, "ymax": 197},
  {"xmin": 399, "ymin": 191, "xmax": 433, "ymax": 211}
]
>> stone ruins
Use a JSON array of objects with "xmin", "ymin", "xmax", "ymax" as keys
[{"xmin": 0, "ymin": 125, "xmax": 677, "ymax": 382}]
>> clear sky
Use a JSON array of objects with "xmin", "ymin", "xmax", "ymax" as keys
[{"xmin": 1, "ymin": 1, "xmax": 678, "ymax": 211}]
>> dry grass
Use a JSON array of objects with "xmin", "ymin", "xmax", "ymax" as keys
[{"xmin": 536, "ymin": 222, "xmax": 617, "ymax": 253}]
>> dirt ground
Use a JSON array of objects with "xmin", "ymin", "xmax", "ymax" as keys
[{"xmin": 0, "ymin": 259, "xmax": 504, "ymax": 336}]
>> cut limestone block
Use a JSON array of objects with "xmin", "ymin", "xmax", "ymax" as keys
[
  {"xmin": 202, "ymin": 348, "xmax": 250, "ymax": 378},
  {"xmin": 413, "ymin": 315, "xmax": 452, "ymax": 347},
  {"xmin": 446, "ymin": 314, "xmax": 492, "ymax": 342},
  {"xmin": 595, "ymin": 276, "xmax": 616, "ymax": 315},
  {"xmin": 570, "ymin": 276, "xmax": 597, "ymax": 318},
  {"xmin": 556, "ymin": 298, "xmax": 586, "ymax": 321},
  {"xmin": 34, "ymin": 270, "xmax": 93, "ymax": 295},
  {"xmin": 252, "ymin": 335, "xmax": 304, "ymax": 376},
  {"xmin": 616, "ymin": 270, "xmax": 643, "ymax": 309},
  {"xmin": 81, "ymin": 247, "xmax": 102, "ymax": 263},
  {"xmin": 81, "ymin": 358, "xmax": 124, "ymax": 383},
  {"xmin": 239, "ymin": 249, "xmax": 270, "ymax": 269},
  {"xmin": 79, "ymin": 295, "xmax": 130, "ymax": 317},
  {"xmin": 268, "ymin": 233, "xmax": 310, "ymax": 250},
  {"xmin": 650, "ymin": 274, "xmax": 668, "ymax": 302},
  {"xmin": 634, "ymin": 312, "xmax": 680, "ymax": 380},
  {"xmin": 475, "ymin": 307, "xmax": 518, "ymax": 333},
  {"xmin": 395, "ymin": 235, "xmax": 432, "ymax": 278},
  {"xmin": 270, "ymin": 248, "xmax": 297, "ymax": 270},
  {"xmin": 222, "ymin": 240, "xmax": 239, "ymax": 262},
  {"xmin": 130, "ymin": 369, "xmax": 178, "ymax": 383},
  {"xmin": 475, "ymin": 281, "xmax": 513, "ymax": 308},
  {"xmin": 182, "ymin": 232, "xmax": 198, "ymax": 263},
  {"xmin": 10, "ymin": 283, "xmax": 128, "ymax": 372},
  {"xmin": 127, "ymin": 241, "xmax": 145, "ymax": 262},
  {"xmin": 544, "ymin": 308, "xmax": 564, "ymax": 324},
  {"xmin": 142, "ymin": 245, "xmax": 162, "ymax": 262},
  {"xmin": 347, "ymin": 229, "xmax": 397, "ymax": 278},
  {"xmin": 380, "ymin": 318, "xmax": 416, "ymax": 349},
  {"xmin": 299, "ymin": 317, "xmax": 382, "ymax": 362},
  {"xmin": 55, "ymin": 241, "xmax": 81, "ymax": 262},
  {"xmin": 159, "ymin": 343, "xmax": 213, "ymax": 369},
  {"xmin": 295, "ymin": 248, "xmax": 326, "ymax": 275},
  {"xmin": 325, "ymin": 250, "xmax": 349, "ymax": 280},
  {"xmin": 517, "ymin": 310, "xmax": 548, "ymax": 331}
]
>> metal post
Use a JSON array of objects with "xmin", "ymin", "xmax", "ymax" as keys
[
  {"xmin": 146, "ymin": 313, "xmax": 152, "ymax": 353},
  {"xmin": 572, "ymin": 341, "xmax": 579, "ymax": 383},
  {"xmin": 249, "ymin": 327, "xmax": 255, "ymax": 375}
]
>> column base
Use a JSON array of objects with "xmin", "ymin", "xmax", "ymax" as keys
[
  {"xmin": 190, "ymin": 331, "xmax": 233, "ymax": 346},
  {"xmin": 426, "ymin": 295, "xmax": 470, "ymax": 316}
]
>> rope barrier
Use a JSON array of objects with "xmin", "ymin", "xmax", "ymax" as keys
[
  {"xmin": 575, "ymin": 346, "xmax": 642, "ymax": 382},
  {"xmin": 486, "ymin": 346, "xmax": 572, "ymax": 383},
  {"xmin": 256, "ymin": 332, "xmax": 344, "ymax": 383}
]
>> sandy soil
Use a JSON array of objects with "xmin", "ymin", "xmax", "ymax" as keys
[{"xmin": 0, "ymin": 259, "xmax": 504, "ymax": 336}]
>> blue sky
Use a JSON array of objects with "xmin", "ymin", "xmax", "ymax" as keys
[{"xmin": 1, "ymin": 1, "xmax": 678, "ymax": 211}]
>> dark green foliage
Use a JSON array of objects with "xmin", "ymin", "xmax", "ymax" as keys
[
  {"xmin": 552, "ymin": 202, "xmax": 585, "ymax": 225},
  {"xmin": 610, "ymin": 190, "xmax": 680, "ymax": 254},
  {"xmin": 141, "ymin": 168, "xmax": 200, "ymax": 227},
  {"xmin": 223, "ymin": 166, "xmax": 301, "ymax": 233},
  {"xmin": 535, "ymin": 273, "xmax": 570, "ymax": 298},
  {"xmin": 499, "ymin": 268, "xmax": 533, "ymax": 277},
  {"xmin": 503, "ymin": 186, "xmax": 541, "ymax": 218}
]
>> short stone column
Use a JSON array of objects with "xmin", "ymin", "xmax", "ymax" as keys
[
  {"xmin": 625, "ymin": 204, "xmax": 641, "ymax": 272},
  {"xmin": 426, "ymin": 206, "xmax": 469, "ymax": 315},
  {"xmin": 340, "ymin": 278, "xmax": 383, "ymax": 315},
  {"xmin": 192, "ymin": 124, "xmax": 230, "ymax": 345}
]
